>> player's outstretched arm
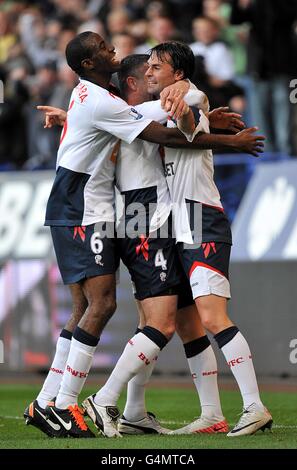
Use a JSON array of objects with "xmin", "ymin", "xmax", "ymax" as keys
[
  {"xmin": 38, "ymin": 103, "xmax": 264, "ymax": 158},
  {"xmin": 139, "ymin": 122, "xmax": 265, "ymax": 157},
  {"xmin": 37, "ymin": 105, "xmax": 67, "ymax": 128},
  {"xmin": 208, "ymin": 107, "xmax": 245, "ymax": 133},
  {"xmin": 186, "ymin": 126, "xmax": 265, "ymax": 157}
]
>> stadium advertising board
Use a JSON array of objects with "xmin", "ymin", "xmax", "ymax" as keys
[
  {"xmin": 0, "ymin": 171, "xmax": 54, "ymax": 261},
  {"xmin": 232, "ymin": 161, "xmax": 297, "ymax": 261}
]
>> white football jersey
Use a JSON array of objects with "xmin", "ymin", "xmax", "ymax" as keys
[
  {"xmin": 164, "ymin": 90, "xmax": 224, "ymax": 244},
  {"xmin": 115, "ymin": 89, "xmax": 204, "ymax": 233},
  {"xmin": 115, "ymin": 100, "xmax": 170, "ymax": 233},
  {"xmin": 45, "ymin": 79, "xmax": 152, "ymax": 226}
]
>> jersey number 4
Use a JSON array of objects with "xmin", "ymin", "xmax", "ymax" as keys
[{"xmin": 155, "ymin": 249, "xmax": 167, "ymax": 271}]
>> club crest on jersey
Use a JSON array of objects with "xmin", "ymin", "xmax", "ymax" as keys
[
  {"xmin": 95, "ymin": 254, "xmax": 104, "ymax": 266},
  {"xmin": 129, "ymin": 108, "xmax": 143, "ymax": 120},
  {"xmin": 160, "ymin": 272, "xmax": 167, "ymax": 282}
]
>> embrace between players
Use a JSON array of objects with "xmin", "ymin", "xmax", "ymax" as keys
[{"xmin": 24, "ymin": 32, "xmax": 272, "ymax": 439}]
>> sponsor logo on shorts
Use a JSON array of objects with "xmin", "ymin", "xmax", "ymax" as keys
[
  {"xmin": 73, "ymin": 226, "xmax": 86, "ymax": 242},
  {"xmin": 202, "ymin": 242, "xmax": 216, "ymax": 258},
  {"xmin": 160, "ymin": 272, "xmax": 167, "ymax": 282},
  {"xmin": 191, "ymin": 282, "xmax": 199, "ymax": 288},
  {"xmin": 136, "ymin": 234, "xmax": 149, "ymax": 261}
]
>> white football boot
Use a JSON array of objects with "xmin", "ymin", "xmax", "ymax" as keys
[
  {"xmin": 118, "ymin": 412, "xmax": 171, "ymax": 435},
  {"xmin": 227, "ymin": 403, "xmax": 273, "ymax": 437},
  {"xmin": 82, "ymin": 394, "xmax": 122, "ymax": 437},
  {"xmin": 169, "ymin": 416, "xmax": 229, "ymax": 435}
]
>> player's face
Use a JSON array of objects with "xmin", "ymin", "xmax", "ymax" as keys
[
  {"xmin": 84, "ymin": 33, "xmax": 121, "ymax": 73},
  {"xmin": 145, "ymin": 52, "xmax": 177, "ymax": 95},
  {"xmin": 135, "ymin": 64, "xmax": 152, "ymax": 102}
]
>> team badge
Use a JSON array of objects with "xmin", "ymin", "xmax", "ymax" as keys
[
  {"xmin": 95, "ymin": 255, "xmax": 104, "ymax": 266},
  {"xmin": 160, "ymin": 272, "xmax": 167, "ymax": 282}
]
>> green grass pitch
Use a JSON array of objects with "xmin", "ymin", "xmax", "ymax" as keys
[{"xmin": 0, "ymin": 384, "xmax": 296, "ymax": 449}]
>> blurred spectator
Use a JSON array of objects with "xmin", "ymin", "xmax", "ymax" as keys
[
  {"xmin": 0, "ymin": 0, "xmax": 295, "ymax": 174},
  {"xmin": 0, "ymin": 67, "xmax": 29, "ymax": 169},
  {"xmin": 57, "ymin": 29, "xmax": 77, "ymax": 58},
  {"xmin": 0, "ymin": 10, "xmax": 17, "ymax": 64},
  {"xmin": 50, "ymin": 60, "xmax": 78, "ymax": 110},
  {"xmin": 78, "ymin": 19, "xmax": 106, "ymax": 36},
  {"xmin": 51, "ymin": 0, "xmax": 91, "ymax": 25},
  {"xmin": 25, "ymin": 61, "xmax": 61, "ymax": 169},
  {"xmin": 98, "ymin": 0, "xmax": 139, "ymax": 27},
  {"xmin": 191, "ymin": 55, "xmax": 245, "ymax": 114},
  {"xmin": 127, "ymin": 19, "xmax": 148, "ymax": 47},
  {"xmin": 167, "ymin": 0, "xmax": 202, "ymax": 42},
  {"xmin": 202, "ymin": 0, "xmax": 249, "ymax": 78},
  {"xmin": 135, "ymin": 16, "xmax": 179, "ymax": 53},
  {"xmin": 112, "ymin": 32, "xmax": 136, "ymax": 61},
  {"xmin": 190, "ymin": 16, "xmax": 234, "ymax": 82},
  {"xmin": 106, "ymin": 8, "xmax": 131, "ymax": 37},
  {"xmin": 231, "ymin": 0, "xmax": 297, "ymax": 154},
  {"xmin": 19, "ymin": 10, "xmax": 61, "ymax": 68},
  {"xmin": 145, "ymin": 1, "xmax": 173, "ymax": 21},
  {"xmin": 190, "ymin": 15, "xmax": 245, "ymax": 114}
]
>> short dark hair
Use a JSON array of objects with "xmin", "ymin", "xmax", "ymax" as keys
[
  {"xmin": 149, "ymin": 41, "xmax": 195, "ymax": 80},
  {"xmin": 66, "ymin": 31, "xmax": 97, "ymax": 76},
  {"xmin": 118, "ymin": 54, "xmax": 149, "ymax": 96}
]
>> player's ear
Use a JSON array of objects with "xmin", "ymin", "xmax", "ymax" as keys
[
  {"xmin": 126, "ymin": 76, "xmax": 137, "ymax": 92},
  {"xmin": 174, "ymin": 69, "xmax": 185, "ymax": 81},
  {"xmin": 81, "ymin": 58, "xmax": 94, "ymax": 71}
]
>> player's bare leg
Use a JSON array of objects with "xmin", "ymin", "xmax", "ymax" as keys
[
  {"xmin": 54, "ymin": 274, "xmax": 116, "ymax": 408},
  {"xmin": 64, "ymin": 284, "xmax": 88, "ymax": 333},
  {"xmin": 195, "ymin": 295, "xmax": 232, "ymax": 335},
  {"xmin": 140, "ymin": 294, "xmax": 177, "ymax": 340},
  {"xmin": 196, "ymin": 294, "xmax": 272, "ymax": 437},
  {"xmin": 118, "ymin": 297, "xmax": 177, "ymax": 435},
  {"xmin": 83, "ymin": 294, "xmax": 177, "ymax": 436},
  {"xmin": 46, "ymin": 274, "xmax": 116, "ymax": 438}
]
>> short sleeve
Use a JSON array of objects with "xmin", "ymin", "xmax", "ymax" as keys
[
  {"xmin": 135, "ymin": 100, "xmax": 168, "ymax": 124},
  {"xmin": 93, "ymin": 93, "xmax": 152, "ymax": 144},
  {"xmin": 185, "ymin": 88, "xmax": 209, "ymax": 113}
]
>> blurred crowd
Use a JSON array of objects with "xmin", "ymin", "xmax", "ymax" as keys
[{"xmin": 0, "ymin": 0, "xmax": 297, "ymax": 170}]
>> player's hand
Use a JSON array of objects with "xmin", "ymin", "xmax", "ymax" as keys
[
  {"xmin": 166, "ymin": 98, "xmax": 192, "ymax": 121},
  {"xmin": 233, "ymin": 127, "xmax": 265, "ymax": 157},
  {"xmin": 208, "ymin": 107, "xmax": 245, "ymax": 132},
  {"xmin": 160, "ymin": 80, "xmax": 190, "ymax": 112},
  {"xmin": 37, "ymin": 105, "xmax": 67, "ymax": 128}
]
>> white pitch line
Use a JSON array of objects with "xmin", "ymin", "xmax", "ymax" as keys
[{"xmin": 1, "ymin": 415, "xmax": 23, "ymax": 420}]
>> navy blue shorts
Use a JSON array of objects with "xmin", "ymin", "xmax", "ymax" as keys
[
  {"xmin": 50, "ymin": 223, "xmax": 119, "ymax": 285},
  {"xmin": 117, "ymin": 207, "xmax": 186, "ymax": 303}
]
